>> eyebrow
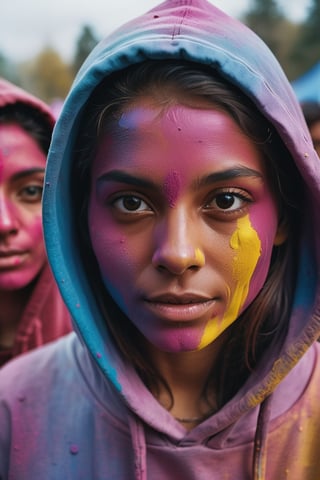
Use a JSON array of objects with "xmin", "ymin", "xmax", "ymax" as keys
[
  {"xmin": 97, "ymin": 170, "xmax": 158, "ymax": 190},
  {"xmin": 193, "ymin": 166, "xmax": 263, "ymax": 188},
  {"xmin": 97, "ymin": 167, "xmax": 263, "ymax": 190},
  {"xmin": 12, "ymin": 167, "xmax": 46, "ymax": 181}
]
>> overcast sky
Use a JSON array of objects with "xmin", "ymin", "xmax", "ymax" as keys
[{"xmin": 2, "ymin": 0, "xmax": 311, "ymax": 63}]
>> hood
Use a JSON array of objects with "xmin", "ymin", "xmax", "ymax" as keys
[
  {"xmin": 43, "ymin": 0, "xmax": 320, "ymax": 436},
  {"xmin": 0, "ymin": 77, "xmax": 55, "ymax": 128}
]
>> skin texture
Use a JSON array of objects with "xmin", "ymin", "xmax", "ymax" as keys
[
  {"xmin": 0, "ymin": 123, "xmax": 46, "ymax": 291},
  {"xmin": 89, "ymin": 98, "xmax": 286, "ymax": 354}
]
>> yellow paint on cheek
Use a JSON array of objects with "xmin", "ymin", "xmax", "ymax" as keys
[{"xmin": 198, "ymin": 215, "xmax": 261, "ymax": 350}]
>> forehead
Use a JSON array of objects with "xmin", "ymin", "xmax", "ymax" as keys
[
  {"xmin": 93, "ymin": 99, "xmax": 266, "ymax": 178},
  {"xmin": 0, "ymin": 123, "xmax": 46, "ymax": 179}
]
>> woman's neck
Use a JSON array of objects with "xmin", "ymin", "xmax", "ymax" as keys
[{"xmin": 145, "ymin": 333, "xmax": 227, "ymax": 428}]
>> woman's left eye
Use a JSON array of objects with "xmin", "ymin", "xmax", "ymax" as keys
[
  {"xmin": 113, "ymin": 195, "xmax": 151, "ymax": 213},
  {"xmin": 19, "ymin": 185, "xmax": 43, "ymax": 202},
  {"xmin": 206, "ymin": 191, "xmax": 251, "ymax": 212}
]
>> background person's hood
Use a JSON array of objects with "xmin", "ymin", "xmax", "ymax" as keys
[
  {"xmin": 0, "ymin": 77, "xmax": 55, "ymax": 127},
  {"xmin": 43, "ymin": 0, "xmax": 320, "ymax": 440}
]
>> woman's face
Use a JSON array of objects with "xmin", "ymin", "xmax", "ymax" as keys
[
  {"xmin": 88, "ymin": 97, "xmax": 286, "ymax": 353},
  {"xmin": 0, "ymin": 123, "xmax": 47, "ymax": 291}
]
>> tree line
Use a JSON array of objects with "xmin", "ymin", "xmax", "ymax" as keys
[{"xmin": 1, "ymin": 0, "xmax": 319, "ymax": 104}]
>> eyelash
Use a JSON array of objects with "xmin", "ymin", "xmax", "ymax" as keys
[
  {"xmin": 111, "ymin": 194, "xmax": 151, "ymax": 213},
  {"xmin": 18, "ymin": 185, "xmax": 43, "ymax": 203},
  {"xmin": 110, "ymin": 188, "xmax": 252, "ymax": 216},
  {"xmin": 204, "ymin": 188, "xmax": 252, "ymax": 214}
]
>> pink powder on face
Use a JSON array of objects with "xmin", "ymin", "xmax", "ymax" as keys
[
  {"xmin": 90, "ymin": 102, "xmax": 279, "ymax": 353},
  {"xmin": 0, "ymin": 125, "xmax": 47, "ymax": 291},
  {"xmin": 163, "ymin": 170, "xmax": 182, "ymax": 207}
]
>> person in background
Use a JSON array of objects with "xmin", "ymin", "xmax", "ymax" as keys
[
  {"xmin": 0, "ymin": 78, "xmax": 71, "ymax": 366},
  {"xmin": 301, "ymin": 100, "xmax": 320, "ymax": 157},
  {"xmin": 1, "ymin": 1, "xmax": 320, "ymax": 478}
]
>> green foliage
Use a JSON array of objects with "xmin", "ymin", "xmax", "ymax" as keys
[
  {"xmin": 288, "ymin": 0, "xmax": 320, "ymax": 78},
  {"xmin": 0, "ymin": 24, "xmax": 100, "ymax": 104},
  {"xmin": 244, "ymin": 0, "xmax": 285, "ymax": 55},
  {"xmin": 242, "ymin": 0, "xmax": 320, "ymax": 81},
  {"xmin": 0, "ymin": 52, "xmax": 20, "ymax": 85},
  {"xmin": 17, "ymin": 47, "xmax": 74, "ymax": 104},
  {"xmin": 72, "ymin": 25, "xmax": 100, "ymax": 75},
  {"xmin": 1, "ymin": 3, "xmax": 319, "ymax": 100}
]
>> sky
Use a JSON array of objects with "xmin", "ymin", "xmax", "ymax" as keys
[{"xmin": 1, "ymin": 0, "xmax": 312, "ymax": 63}]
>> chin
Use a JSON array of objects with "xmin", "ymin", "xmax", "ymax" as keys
[{"xmin": 148, "ymin": 331, "xmax": 202, "ymax": 353}]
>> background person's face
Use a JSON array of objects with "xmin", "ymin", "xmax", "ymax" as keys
[
  {"xmin": 0, "ymin": 123, "xmax": 47, "ymax": 290},
  {"xmin": 88, "ymin": 98, "xmax": 284, "ymax": 353}
]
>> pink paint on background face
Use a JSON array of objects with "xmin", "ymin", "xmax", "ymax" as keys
[
  {"xmin": 89, "ymin": 99, "xmax": 282, "ymax": 353},
  {"xmin": 0, "ymin": 124, "xmax": 47, "ymax": 291}
]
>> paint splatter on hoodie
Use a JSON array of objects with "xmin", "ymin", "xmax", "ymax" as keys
[{"xmin": 1, "ymin": 1, "xmax": 320, "ymax": 478}]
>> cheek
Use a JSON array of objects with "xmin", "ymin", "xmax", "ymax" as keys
[
  {"xmin": 228, "ymin": 214, "xmax": 262, "ymax": 315},
  {"xmin": 197, "ymin": 215, "xmax": 261, "ymax": 350},
  {"xmin": 29, "ymin": 216, "xmax": 46, "ymax": 267},
  {"xmin": 90, "ymin": 223, "xmax": 128, "ymax": 275},
  {"xmin": 28, "ymin": 214, "xmax": 44, "ymax": 241},
  {"xmin": 88, "ymin": 205, "xmax": 137, "ymax": 306},
  {"xmin": 244, "ymin": 200, "xmax": 279, "ymax": 307}
]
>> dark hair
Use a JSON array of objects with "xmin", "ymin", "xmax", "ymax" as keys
[
  {"xmin": 301, "ymin": 101, "xmax": 320, "ymax": 128},
  {"xmin": 72, "ymin": 60, "xmax": 304, "ymax": 407},
  {"xmin": 0, "ymin": 103, "xmax": 53, "ymax": 153}
]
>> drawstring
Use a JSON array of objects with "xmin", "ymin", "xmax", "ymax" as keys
[
  {"xmin": 128, "ymin": 395, "xmax": 272, "ymax": 480},
  {"xmin": 252, "ymin": 395, "xmax": 272, "ymax": 480},
  {"xmin": 128, "ymin": 414, "xmax": 147, "ymax": 480}
]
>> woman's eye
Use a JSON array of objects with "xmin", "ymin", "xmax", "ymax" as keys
[
  {"xmin": 207, "ymin": 192, "xmax": 251, "ymax": 212},
  {"xmin": 113, "ymin": 195, "xmax": 151, "ymax": 213},
  {"xmin": 19, "ymin": 185, "xmax": 43, "ymax": 203}
]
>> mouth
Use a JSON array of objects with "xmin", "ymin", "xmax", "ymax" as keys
[
  {"xmin": 0, "ymin": 250, "xmax": 28, "ymax": 268},
  {"xmin": 144, "ymin": 293, "xmax": 217, "ymax": 322}
]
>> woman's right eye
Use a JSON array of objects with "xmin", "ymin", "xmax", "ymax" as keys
[{"xmin": 112, "ymin": 195, "xmax": 151, "ymax": 213}]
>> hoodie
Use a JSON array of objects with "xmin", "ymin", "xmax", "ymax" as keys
[
  {"xmin": 1, "ymin": 1, "xmax": 320, "ymax": 479},
  {"xmin": 0, "ymin": 78, "xmax": 72, "ymax": 366}
]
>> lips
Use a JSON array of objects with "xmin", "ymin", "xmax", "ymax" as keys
[
  {"xmin": 147, "ymin": 292, "xmax": 213, "ymax": 303},
  {"xmin": 0, "ymin": 250, "xmax": 28, "ymax": 268},
  {"xmin": 144, "ymin": 292, "xmax": 216, "ymax": 322}
]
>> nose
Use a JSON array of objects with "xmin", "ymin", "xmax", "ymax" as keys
[
  {"xmin": 152, "ymin": 209, "xmax": 205, "ymax": 275},
  {"xmin": 0, "ymin": 194, "xmax": 18, "ymax": 236}
]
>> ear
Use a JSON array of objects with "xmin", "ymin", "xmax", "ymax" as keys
[{"xmin": 273, "ymin": 220, "xmax": 288, "ymax": 246}]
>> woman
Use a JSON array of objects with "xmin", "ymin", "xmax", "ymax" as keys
[
  {"xmin": 0, "ymin": 1, "xmax": 320, "ymax": 478},
  {"xmin": 0, "ymin": 78, "xmax": 71, "ymax": 366}
]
